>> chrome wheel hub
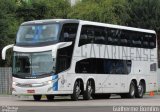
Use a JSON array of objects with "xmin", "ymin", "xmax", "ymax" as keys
[
  {"xmin": 138, "ymin": 85, "xmax": 143, "ymax": 96},
  {"xmin": 76, "ymin": 85, "xmax": 81, "ymax": 96}
]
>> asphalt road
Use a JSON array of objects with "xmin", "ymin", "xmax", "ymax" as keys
[
  {"xmin": 1, "ymin": 94, "xmax": 160, "ymax": 106},
  {"xmin": 1, "ymin": 95, "xmax": 160, "ymax": 112}
]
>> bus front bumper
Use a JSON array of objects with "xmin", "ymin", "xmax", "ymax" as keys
[{"xmin": 12, "ymin": 84, "xmax": 60, "ymax": 95}]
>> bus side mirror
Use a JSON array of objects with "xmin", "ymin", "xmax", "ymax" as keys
[{"xmin": 2, "ymin": 44, "xmax": 14, "ymax": 60}]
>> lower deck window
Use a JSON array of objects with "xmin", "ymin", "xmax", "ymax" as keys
[{"xmin": 75, "ymin": 58, "xmax": 131, "ymax": 74}]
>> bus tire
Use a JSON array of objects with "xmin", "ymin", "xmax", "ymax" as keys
[
  {"xmin": 127, "ymin": 81, "xmax": 136, "ymax": 98},
  {"xmin": 46, "ymin": 95, "xmax": 54, "ymax": 101},
  {"xmin": 71, "ymin": 81, "xmax": 81, "ymax": 101},
  {"xmin": 83, "ymin": 80, "xmax": 93, "ymax": 100},
  {"xmin": 135, "ymin": 81, "xmax": 145, "ymax": 98},
  {"xmin": 33, "ymin": 95, "xmax": 42, "ymax": 101}
]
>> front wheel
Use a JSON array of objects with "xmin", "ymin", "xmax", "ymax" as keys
[
  {"xmin": 33, "ymin": 95, "xmax": 42, "ymax": 101},
  {"xmin": 83, "ymin": 80, "xmax": 93, "ymax": 100},
  {"xmin": 71, "ymin": 81, "xmax": 81, "ymax": 101}
]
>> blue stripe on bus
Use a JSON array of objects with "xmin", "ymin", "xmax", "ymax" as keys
[{"xmin": 52, "ymin": 74, "xmax": 58, "ymax": 91}]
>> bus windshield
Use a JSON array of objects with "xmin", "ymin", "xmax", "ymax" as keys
[
  {"xmin": 16, "ymin": 24, "xmax": 60, "ymax": 44},
  {"xmin": 13, "ymin": 51, "xmax": 55, "ymax": 78}
]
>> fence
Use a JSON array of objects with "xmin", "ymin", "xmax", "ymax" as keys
[{"xmin": 0, "ymin": 67, "xmax": 12, "ymax": 94}]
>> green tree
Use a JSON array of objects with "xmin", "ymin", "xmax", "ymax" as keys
[
  {"xmin": 16, "ymin": 0, "xmax": 71, "ymax": 21},
  {"xmin": 1, "ymin": 0, "xmax": 160, "ymax": 67},
  {"xmin": 0, "ymin": 0, "xmax": 71, "ymax": 67},
  {"xmin": 0, "ymin": 0, "xmax": 19, "ymax": 66},
  {"xmin": 68, "ymin": 0, "xmax": 129, "ymax": 25},
  {"xmin": 126, "ymin": 0, "xmax": 160, "ymax": 67},
  {"xmin": 98, "ymin": 0, "xmax": 129, "ymax": 25},
  {"xmin": 127, "ymin": 0, "xmax": 160, "ymax": 31},
  {"xmin": 68, "ymin": 1, "xmax": 100, "ymax": 21}
]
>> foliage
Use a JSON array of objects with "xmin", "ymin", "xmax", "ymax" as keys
[
  {"xmin": 0, "ymin": 0, "xmax": 18, "ymax": 66},
  {"xmin": 16, "ymin": 0, "xmax": 71, "ymax": 21},
  {"xmin": 127, "ymin": 0, "xmax": 160, "ymax": 31},
  {"xmin": 0, "ymin": 0, "xmax": 71, "ymax": 66},
  {"xmin": 67, "ymin": 0, "xmax": 129, "ymax": 25},
  {"xmin": 0, "ymin": 0, "xmax": 160, "ymax": 66}
]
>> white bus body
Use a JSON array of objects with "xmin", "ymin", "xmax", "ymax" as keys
[{"xmin": 2, "ymin": 19, "xmax": 157, "ymax": 100}]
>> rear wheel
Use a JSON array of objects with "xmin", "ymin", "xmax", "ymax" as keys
[
  {"xmin": 71, "ymin": 81, "xmax": 81, "ymax": 101},
  {"xmin": 33, "ymin": 95, "xmax": 42, "ymax": 101},
  {"xmin": 126, "ymin": 81, "xmax": 136, "ymax": 98},
  {"xmin": 46, "ymin": 95, "xmax": 54, "ymax": 101},
  {"xmin": 135, "ymin": 82, "xmax": 145, "ymax": 98},
  {"xmin": 83, "ymin": 80, "xmax": 94, "ymax": 100}
]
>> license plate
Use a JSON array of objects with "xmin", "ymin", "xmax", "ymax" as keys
[{"xmin": 27, "ymin": 90, "xmax": 35, "ymax": 93}]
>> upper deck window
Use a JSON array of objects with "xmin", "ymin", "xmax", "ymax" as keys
[
  {"xmin": 16, "ymin": 24, "xmax": 60, "ymax": 44},
  {"xmin": 79, "ymin": 25, "xmax": 156, "ymax": 49}
]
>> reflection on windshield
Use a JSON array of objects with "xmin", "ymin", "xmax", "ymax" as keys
[
  {"xmin": 13, "ymin": 51, "xmax": 55, "ymax": 77},
  {"xmin": 16, "ymin": 24, "xmax": 59, "ymax": 44}
]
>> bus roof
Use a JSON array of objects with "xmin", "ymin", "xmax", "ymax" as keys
[
  {"xmin": 79, "ymin": 20, "xmax": 156, "ymax": 34},
  {"xmin": 21, "ymin": 19, "xmax": 156, "ymax": 34},
  {"xmin": 21, "ymin": 19, "xmax": 79, "ymax": 25}
]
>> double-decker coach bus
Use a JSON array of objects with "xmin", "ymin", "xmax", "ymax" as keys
[{"xmin": 2, "ymin": 19, "xmax": 157, "ymax": 101}]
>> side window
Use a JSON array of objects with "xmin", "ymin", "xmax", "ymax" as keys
[
  {"xmin": 126, "ymin": 60, "xmax": 132, "ymax": 73},
  {"xmin": 94, "ymin": 27, "xmax": 105, "ymax": 44},
  {"xmin": 79, "ymin": 25, "xmax": 106, "ymax": 46},
  {"xmin": 60, "ymin": 23, "xmax": 78, "ymax": 42},
  {"xmin": 79, "ymin": 25, "xmax": 94, "ymax": 46},
  {"xmin": 142, "ymin": 34, "xmax": 156, "ymax": 49},
  {"xmin": 149, "ymin": 34, "xmax": 156, "ymax": 48},
  {"xmin": 75, "ymin": 60, "xmax": 90, "ymax": 73},
  {"xmin": 56, "ymin": 45, "xmax": 73, "ymax": 73},
  {"xmin": 104, "ymin": 60, "xmax": 131, "ymax": 74},
  {"xmin": 120, "ymin": 30, "xmax": 131, "ymax": 46},
  {"xmin": 131, "ymin": 32, "xmax": 141, "ymax": 47},
  {"xmin": 143, "ymin": 34, "xmax": 149, "ymax": 48},
  {"xmin": 107, "ymin": 28, "xmax": 120, "ymax": 45},
  {"xmin": 79, "ymin": 25, "xmax": 156, "ymax": 49},
  {"xmin": 135, "ymin": 32, "xmax": 143, "ymax": 47},
  {"xmin": 119, "ymin": 30, "xmax": 156, "ymax": 48},
  {"xmin": 75, "ymin": 58, "xmax": 131, "ymax": 74},
  {"xmin": 75, "ymin": 58, "xmax": 96, "ymax": 73}
]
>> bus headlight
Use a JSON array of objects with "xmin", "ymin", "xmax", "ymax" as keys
[
  {"xmin": 47, "ymin": 80, "xmax": 52, "ymax": 84},
  {"xmin": 43, "ymin": 78, "xmax": 59, "ymax": 86},
  {"xmin": 43, "ymin": 80, "xmax": 53, "ymax": 85},
  {"xmin": 12, "ymin": 82, "xmax": 17, "ymax": 86}
]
